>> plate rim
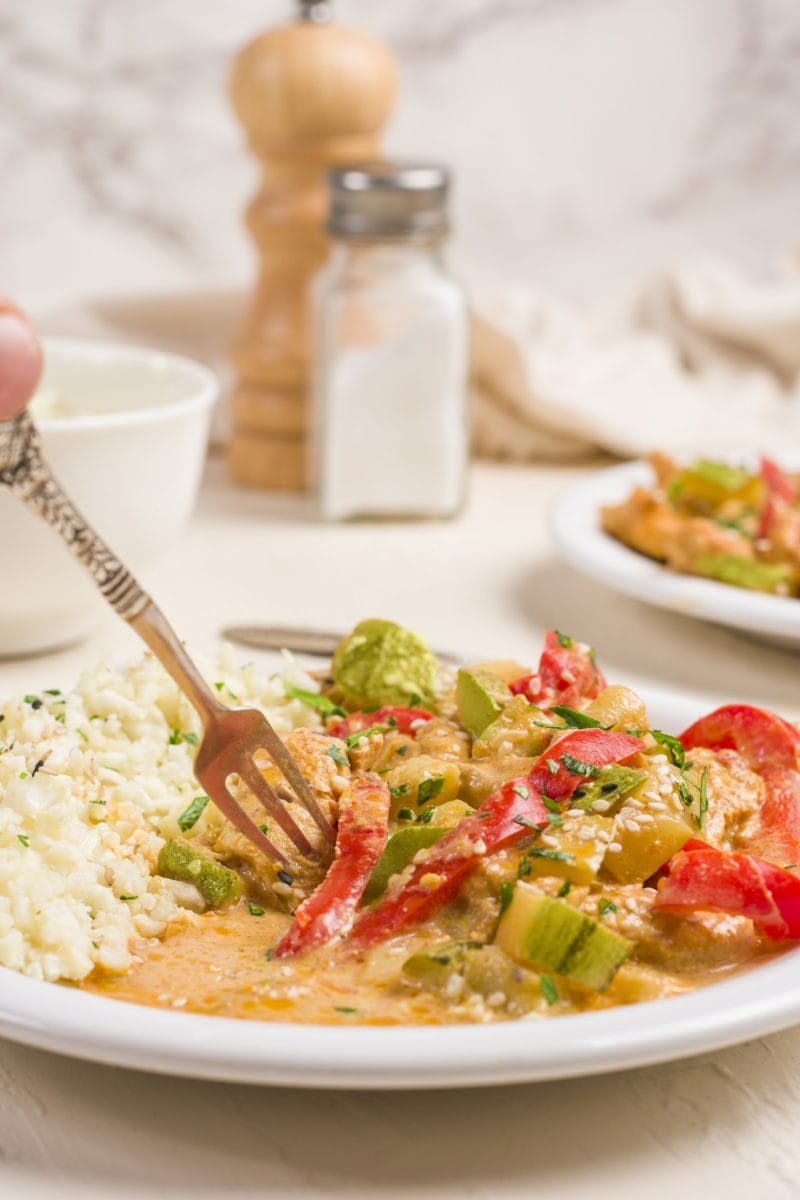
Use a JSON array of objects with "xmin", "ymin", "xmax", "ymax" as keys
[{"xmin": 549, "ymin": 459, "xmax": 800, "ymax": 641}]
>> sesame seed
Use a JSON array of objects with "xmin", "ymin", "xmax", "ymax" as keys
[
  {"xmin": 607, "ymin": 841, "xmax": 622, "ymax": 853},
  {"xmin": 649, "ymin": 801, "xmax": 667, "ymax": 812},
  {"xmin": 592, "ymin": 799, "xmax": 611, "ymax": 813}
]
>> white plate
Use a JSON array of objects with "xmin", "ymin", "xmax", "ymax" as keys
[
  {"xmin": 550, "ymin": 460, "xmax": 800, "ymax": 647},
  {"xmin": 0, "ymin": 685, "xmax": 798, "ymax": 1090}
]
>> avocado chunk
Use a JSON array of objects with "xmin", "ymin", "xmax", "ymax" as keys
[
  {"xmin": 362, "ymin": 825, "xmax": 449, "ymax": 903},
  {"xmin": 495, "ymin": 887, "xmax": 630, "ymax": 992},
  {"xmin": 157, "ymin": 839, "xmax": 241, "ymax": 908},
  {"xmin": 457, "ymin": 668, "xmax": 513, "ymax": 738},
  {"xmin": 403, "ymin": 940, "xmax": 544, "ymax": 1012},
  {"xmin": 331, "ymin": 618, "xmax": 438, "ymax": 708},
  {"xmin": 472, "ymin": 694, "xmax": 551, "ymax": 759},
  {"xmin": 691, "ymin": 553, "xmax": 792, "ymax": 595},
  {"xmin": 570, "ymin": 764, "xmax": 649, "ymax": 813}
]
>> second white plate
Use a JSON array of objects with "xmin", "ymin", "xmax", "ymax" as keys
[{"xmin": 550, "ymin": 460, "xmax": 800, "ymax": 648}]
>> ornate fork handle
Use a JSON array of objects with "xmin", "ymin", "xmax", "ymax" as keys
[{"xmin": 0, "ymin": 412, "xmax": 149, "ymax": 619}]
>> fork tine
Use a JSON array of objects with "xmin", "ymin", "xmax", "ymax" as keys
[
  {"xmin": 256, "ymin": 724, "xmax": 337, "ymax": 845},
  {"xmin": 200, "ymin": 775, "xmax": 289, "ymax": 866},
  {"xmin": 236, "ymin": 756, "xmax": 316, "ymax": 858}
]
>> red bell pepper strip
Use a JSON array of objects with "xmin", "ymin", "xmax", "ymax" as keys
[
  {"xmin": 327, "ymin": 706, "xmax": 434, "ymax": 740},
  {"xmin": 348, "ymin": 728, "xmax": 644, "ymax": 949},
  {"xmin": 509, "ymin": 630, "xmax": 606, "ymax": 709},
  {"xmin": 680, "ymin": 704, "xmax": 800, "ymax": 773},
  {"xmin": 759, "ymin": 456, "xmax": 796, "ymax": 539},
  {"xmin": 749, "ymin": 766, "xmax": 800, "ymax": 867},
  {"xmin": 653, "ymin": 839, "xmax": 800, "ymax": 940},
  {"xmin": 274, "ymin": 773, "xmax": 390, "ymax": 958}
]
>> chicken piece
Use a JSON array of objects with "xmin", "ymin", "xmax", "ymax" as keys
[
  {"xmin": 601, "ymin": 489, "xmax": 685, "ymax": 562},
  {"xmin": 211, "ymin": 728, "xmax": 349, "ymax": 907},
  {"xmin": 647, "ymin": 451, "xmax": 680, "ymax": 490},
  {"xmin": 667, "ymin": 516, "xmax": 754, "ymax": 573},
  {"xmin": 581, "ymin": 884, "xmax": 763, "ymax": 972},
  {"xmin": 685, "ymin": 747, "xmax": 764, "ymax": 851}
]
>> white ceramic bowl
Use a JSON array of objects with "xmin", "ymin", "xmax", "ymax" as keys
[{"xmin": 0, "ymin": 337, "xmax": 217, "ymax": 656}]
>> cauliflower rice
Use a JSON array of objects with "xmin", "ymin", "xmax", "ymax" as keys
[{"xmin": 0, "ymin": 648, "xmax": 321, "ymax": 982}]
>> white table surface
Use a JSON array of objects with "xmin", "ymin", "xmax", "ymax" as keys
[{"xmin": 2, "ymin": 455, "xmax": 800, "ymax": 1200}]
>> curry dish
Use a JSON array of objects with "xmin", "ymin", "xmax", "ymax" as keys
[
  {"xmin": 83, "ymin": 620, "xmax": 800, "ymax": 1024},
  {"xmin": 602, "ymin": 452, "xmax": 800, "ymax": 596}
]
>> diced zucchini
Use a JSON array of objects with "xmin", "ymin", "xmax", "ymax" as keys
[
  {"xmin": 429, "ymin": 799, "xmax": 472, "ymax": 826},
  {"xmin": 570, "ymin": 765, "xmax": 649, "ymax": 813},
  {"xmin": 384, "ymin": 754, "xmax": 461, "ymax": 814},
  {"xmin": 472, "ymin": 695, "xmax": 552, "ymax": 759},
  {"xmin": 523, "ymin": 813, "xmax": 615, "ymax": 884},
  {"xmin": 669, "ymin": 461, "xmax": 763, "ymax": 511},
  {"xmin": 691, "ymin": 553, "xmax": 792, "ymax": 595},
  {"xmin": 456, "ymin": 668, "xmax": 513, "ymax": 738},
  {"xmin": 584, "ymin": 685, "xmax": 647, "ymax": 732},
  {"xmin": 157, "ymin": 839, "xmax": 241, "ymax": 908},
  {"xmin": 362, "ymin": 826, "xmax": 449, "ymax": 903},
  {"xmin": 602, "ymin": 774, "xmax": 693, "ymax": 884},
  {"xmin": 403, "ymin": 940, "xmax": 544, "ymax": 1012},
  {"xmin": 495, "ymin": 887, "xmax": 630, "ymax": 992}
]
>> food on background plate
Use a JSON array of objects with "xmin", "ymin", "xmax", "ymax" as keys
[
  {"xmin": 602, "ymin": 453, "xmax": 800, "ymax": 596},
  {"xmin": 2, "ymin": 621, "xmax": 800, "ymax": 1025}
]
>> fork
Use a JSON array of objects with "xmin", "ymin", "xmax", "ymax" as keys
[{"xmin": 0, "ymin": 410, "xmax": 335, "ymax": 868}]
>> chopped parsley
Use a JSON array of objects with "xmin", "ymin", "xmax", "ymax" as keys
[
  {"xmin": 326, "ymin": 744, "xmax": 349, "ymax": 767},
  {"xmin": 418, "ymin": 775, "xmax": 445, "ymax": 806},
  {"xmin": 518, "ymin": 859, "xmax": 532, "ymax": 878},
  {"xmin": 119, "ymin": 895, "xmax": 137, "ymax": 902},
  {"xmin": 555, "ymin": 631, "xmax": 574, "ymax": 649},
  {"xmin": 396, "ymin": 745, "xmax": 409, "ymax": 757},
  {"xmin": 177, "ymin": 795, "xmax": 209, "ymax": 832},
  {"xmin": 698, "ymin": 766, "xmax": 709, "ymax": 830},
  {"xmin": 168, "ymin": 729, "xmax": 199, "ymax": 747},
  {"xmin": 556, "ymin": 879, "xmax": 572, "ymax": 897},
  {"xmin": 23, "ymin": 695, "xmax": 42, "ymax": 709},
  {"xmin": 550, "ymin": 705, "xmax": 610, "ymax": 730},
  {"xmin": 248, "ymin": 902, "xmax": 266, "ymax": 917},
  {"xmin": 76, "ymin": 729, "xmax": 89, "ymax": 743},
  {"xmin": 545, "ymin": 758, "xmax": 560, "ymax": 776},
  {"xmin": 43, "ymin": 688, "xmax": 61, "ymax": 696},
  {"xmin": 389, "ymin": 783, "xmax": 409, "ymax": 799},
  {"xmin": 334, "ymin": 1006, "xmax": 358, "ymax": 1015},
  {"xmin": 512, "ymin": 783, "xmax": 530, "ymax": 799},
  {"xmin": 417, "ymin": 807, "xmax": 436, "ymax": 824},
  {"xmin": 540, "ymin": 974, "xmax": 559, "ymax": 1005},
  {"xmin": 17, "ymin": 834, "xmax": 29, "ymax": 847},
  {"xmin": 397, "ymin": 808, "xmax": 415, "ymax": 822},
  {"xmin": 283, "ymin": 683, "xmax": 346, "ymax": 718},
  {"xmin": 560, "ymin": 753, "xmax": 598, "ymax": 778},
  {"xmin": 513, "ymin": 814, "xmax": 542, "ymax": 831},
  {"xmin": 527, "ymin": 847, "xmax": 574, "ymax": 863},
  {"xmin": 265, "ymin": 948, "xmax": 275, "ymax": 961},
  {"xmin": 258, "ymin": 823, "xmax": 269, "ymax": 834},
  {"xmin": 345, "ymin": 724, "xmax": 390, "ymax": 748},
  {"xmin": 541, "ymin": 795, "xmax": 560, "ymax": 814},
  {"xmin": 498, "ymin": 880, "xmax": 514, "ymax": 914},
  {"xmin": 598, "ymin": 898, "xmax": 618, "ymax": 916},
  {"xmin": 547, "ymin": 813, "xmax": 564, "ymax": 828},
  {"xmin": 676, "ymin": 777, "xmax": 694, "ymax": 808},
  {"xmin": 650, "ymin": 729, "xmax": 685, "ymax": 768}
]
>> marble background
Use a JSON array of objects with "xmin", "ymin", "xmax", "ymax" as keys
[{"xmin": 1, "ymin": 0, "xmax": 799, "ymax": 315}]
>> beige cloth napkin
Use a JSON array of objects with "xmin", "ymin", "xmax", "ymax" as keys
[{"xmin": 471, "ymin": 254, "xmax": 800, "ymax": 462}]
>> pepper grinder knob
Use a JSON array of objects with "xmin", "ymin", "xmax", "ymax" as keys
[{"xmin": 228, "ymin": 4, "xmax": 397, "ymax": 490}]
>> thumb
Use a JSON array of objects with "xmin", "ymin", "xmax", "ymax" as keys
[{"xmin": 0, "ymin": 300, "xmax": 43, "ymax": 420}]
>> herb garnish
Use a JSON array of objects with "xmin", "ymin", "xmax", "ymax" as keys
[
  {"xmin": 334, "ymin": 1006, "xmax": 358, "ymax": 1015},
  {"xmin": 676, "ymin": 778, "xmax": 694, "ymax": 808},
  {"xmin": 540, "ymin": 975, "xmax": 559, "ymax": 1005},
  {"xmin": 284, "ymin": 683, "xmax": 346, "ymax": 718},
  {"xmin": 417, "ymin": 807, "xmax": 436, "ymax": 824},
  {"xmin": 24, "ymin": 695, "xmax": 42, "ymax": 709},
  {"xmin": 17, "ymin": 834, "xmax": 29, "ymax": 847},
  {"xmin": 513, "ymin": 815, "xmax": 542, "ymax": 831},
  {"xmin": 560, "ymin": 753, "xmax": 598, "ymax": 778},
  {"xmin": 512, "ymin": 783, "xmax": 530, "ymax": 799},
  {"xmin": 550, "ymin": 706, "xmax": 611, "ymax": 730},
  {"xmin": 557, "ymin": 879, "xmax": 572, "ymax": 897},
  {"xmin": 169, "ymin": 728, "xmax": 198, "ymax": 746},
  {"xmin": 119, "ymin": 895, "xmax": 137, "ymax": 902},
  {"xmin": 418, "ymin": 775, "xmax": 445, "ymax": 806},
  {"xmin": 598, "ymin": 898, "xmax": 618, "ymax": 916},
  {"xmin": 650, "ymin": 729, "xmax": 685, "ymax": 768},
  {"xmin": 345, "ymin": 724, "xmax": 390, "ymax": 748},
  {"xmin": 389, "ymin": 783, "xmax": 409, "ymax": 798},
  {"xmin": 177, "ymin": 795, "xmax": 209, "ymax": 832},
  {"xmin": 698, "ymin": 766, "xmax": 709, "ymax": 830},
  {"xmin": 518, "ymin": 860, "xmax": 532, "ymax": 878},
  {"xmin": 545, "ymin": 758, "xmax": 559, "ymax": 775},
  {"xmin": 499, "ymin": 880, "xmax": 514, "ymax": 915},
  {"xmin": 527, "ymin": 847, "xmax": 574, "ymax": 863},
  {"xmin": 555, "ymin": 631, "xmax": 574, "ymax": 649},
  {"xmin": 258, "ymin": 823, "xmax": 269, "ymax": 834},
  {"xmin": 541, "ymin": 795, "xmax": 560, "ymax": 814},
  {"xmin": 397, "ymin": 808, "xmax": 415, "ymax": 822},
  {"xmin": 326, "ymin": 744, "xmax": 349, "ymax": 767},
  {"xmin": 248, "ymin": 902, "xmax": 266, "ymax": 917}
]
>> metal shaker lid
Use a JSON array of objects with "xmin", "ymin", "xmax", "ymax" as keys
[{"xmin": 327, "ymin": 163, "xmax": 450, "ymax": 241}]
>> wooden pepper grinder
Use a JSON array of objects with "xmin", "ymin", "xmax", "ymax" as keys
[{"xmin": 228, "ymin": 0, "xmax": 397, "ymax": 490}]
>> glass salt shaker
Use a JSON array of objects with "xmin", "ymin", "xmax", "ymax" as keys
[{"xmin": 311, "ymin": 163, "xmax": 469, "ymax": 520}]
